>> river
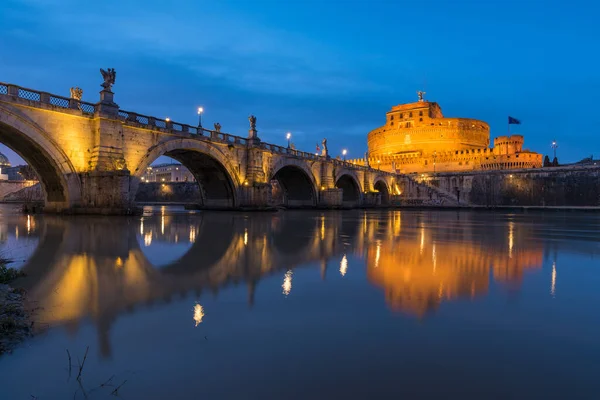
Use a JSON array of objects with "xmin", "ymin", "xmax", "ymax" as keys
[{"xmin": 0, "ymin": 205, "xmax": 599, "ymax": 399}]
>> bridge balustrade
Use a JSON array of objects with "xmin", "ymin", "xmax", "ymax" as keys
[
  {"xmin": 1, "ymin": 81, "xmax": 392, "ymax": 178},
  {"xmin": 0, "ymin": 82, "xmax": 96, "ymax": 115}
]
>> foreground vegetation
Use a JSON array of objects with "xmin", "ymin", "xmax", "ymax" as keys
[{"xmin": 0, "ymin": 259, "xmax": 30, "ymax": 355}]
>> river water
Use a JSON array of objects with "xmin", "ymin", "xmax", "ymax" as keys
[{"xmin": 0, "ymin": 205, "xmax": 599, "ymax": 399}]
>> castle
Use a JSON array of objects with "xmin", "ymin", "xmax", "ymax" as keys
[{"xmin": 350, "ymin": 92, "xmax": 542, "ymax": 173}]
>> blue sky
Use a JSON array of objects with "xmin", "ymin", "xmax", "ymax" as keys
[{"xmin": 0, "ymin": 0, "xmax": 598, "ymax": 165}]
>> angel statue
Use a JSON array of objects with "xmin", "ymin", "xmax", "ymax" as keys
[
  {"xmin": 321, "ymin": 138, "xmax": 328, "ymax": 156},
  {"xmin": 70, "ymin": 87, "xmax": 83, "ymax": 101},
  {"xmin": 249, "ymin": 115, "xmax": 257, "ymax": 130},
  {"xmin": 100, "ymin": 68, "xmax": 116, "ymax": 90},
  {"xmin": 214, "ymin": 122, "xmax": 222, "ymax": 132}
]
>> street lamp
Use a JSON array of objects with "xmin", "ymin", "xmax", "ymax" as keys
[
  {"xmin": 342, "ymin": 149, "xmax": 347, "ymax": 161},
  {"xmin": 286, "ymin": 132, "xmax": 291, "ymax": 148},
  {"xmin": 197, "ymin": 107, "xmax": 204, "ymax": 127},
  {"xmin": 551, "ymin": 139, "xmax": 558, "ymax": 159}
]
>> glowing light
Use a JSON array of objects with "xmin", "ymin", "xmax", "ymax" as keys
[
  {"xmin": 115, "ymin": 257, "xmax": 123, "ymax": 268},
  {"xmin": 189, "ymin": 225, "xmax": 196, "ymax": 243},
  {"xmin": 144, "ymin": 231, "xmax": 152, "ymax": 246},
  {"xmin": 244, "ymin": 228, "xmax": 248, "ymax": 246},
  {"xmin": 27, "ymin": 215, "xmax": 31, "ymax": 234},
  {"xmin": 342, "ymin": 149, "xmax": 347, "ymax": 156},
  {"xmin": 244, "ymin": 181, "xmax": 249, "ymax": 186},
  {"xmin": 340, "ymin": 254, "xmax": 348, "ymax": 276},
  {"xmin": 197, "ymin": 107, "xmax": 203, "ymax": 114},
  {"xmin": 420, "ymin": 227, "xmax": 425, "ymax": 255},
  {"xmin": 282, "ymin": 270, "xmax": 293, "ymax": 296},
  {"xmin": 551, "ymin": 261, "xmax": 557, "ymax": 297},
  {"xmin": 320, "ymin": 186, "xmax": 325, "ymax": 190},
  {"xmin": 320, "ymin": 215, "xmax": 325, "ymax": 240},
  {"xmin": 15, "ymin": 226, "xmax": 18, "ymax": 240},
  {"xmin": 165, "ymin": 117, "xmax": 170, "ymax": 122},
  {"xmin": 375, "ymin": 240, "xmax": 381, "ymax": 268},
  {"xmin": 193, "ymin": 303, "xmax": 205, "ymax": 326},
  {"xmin": 286, "ymin": 132, "xmax": 291, "ymax": 140},
  {"xmin": 432, "ymin": 244, "xmax": 437, "ymax": 273}
]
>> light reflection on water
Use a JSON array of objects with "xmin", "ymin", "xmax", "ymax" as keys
[{"xmin": 0, "ymin": 205, "xmax": 599, "ymax": 399}]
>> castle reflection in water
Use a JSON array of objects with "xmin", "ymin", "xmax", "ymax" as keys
[{"xmin": 5, "ymin": 207, "xmax": 550, "ymax": 356}]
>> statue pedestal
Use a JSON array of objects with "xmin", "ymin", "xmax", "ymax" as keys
[
  {"xmin": 248, "ymin": 128, "xmax": 260, "ymax": 146},
  {"xmin": 96, "ymin": 90, "xmax": 118, "ymax": 117}
]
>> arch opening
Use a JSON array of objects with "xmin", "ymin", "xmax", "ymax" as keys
[
  {"xmin": 0, "ymin": 122, "xmax": 69, "ymax": 204},
  {"xmin": 374, "ymin": 180, "xmax": 390, "ymax": 205},
  {"xmin": 134, "ymin": 150, "xmax": 237, "ymax": 209},
  {"xmin": 336, "ymin": 174, "xmax": 361, "ymax": 207},
  {"xmin": 271, "ymin": 166, "xmax": 316, "ymax": 208}
]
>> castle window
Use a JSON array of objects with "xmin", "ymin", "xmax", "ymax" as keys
[
  {"xmin": 400, "ymin": 113, "xmax": 403, "ymax": 118},
  {"xmin": 409, "ymin": 112, "xmax": 413, "ymax": 117},
  {"xmin": 419, "ymin": 111, "xmax": 423, "ymax": 116},
  {"xmin": 419, "ymin": 118, "xmax": 423, "ymax": 122},
  {"xmin": 390, "ymin": 121, "xmax": 394, "ymax": 126},
  {"xmin": 390, "ymin": 115, "xmax": 394, "ymax": 120}
]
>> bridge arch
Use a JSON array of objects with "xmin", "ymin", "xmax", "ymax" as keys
[
  {"xmin": 269, "ymin": 159, "xmax": 318, "ymax": 207},
  {"xmin": 335, "ymin": 170, "xmax": 362, "ymax": 207},
  {"xmin": 132, "ymin": 138, "xmax": 241, "ymax": 208},
  {"xmin": 374, "ymin": 178, "xmax": 390, "ymax": 205},
  {"xmin": 0, "ymin": 104, "xmax": 81, "ymax": 209}
]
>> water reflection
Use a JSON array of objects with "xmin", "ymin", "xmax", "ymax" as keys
[
  {"xmin": 2, "ymin": 208, "xmax": 598, "ymax": 359},
  {"xmin": 193, "ymin": 303, "xmax": 204, "ymax": 327}
]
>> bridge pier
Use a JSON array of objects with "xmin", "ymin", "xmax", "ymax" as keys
[
  {"xmin": 239, "ymin": 182, "xmax": 272, "ymax": 209},
  {"xmin": 318, "ymin": 188, "xmax": 343, "ymax": 207}
]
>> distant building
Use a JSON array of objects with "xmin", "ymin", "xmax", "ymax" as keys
[
  {"xmin": 349, "ymin": 94, "xmax": 543, "ymax": 173},
  {"xmin": 3, "ymin": 164, "xmax": 37, "ymax": 181},
  {"xmin": 0, "ymin": 151, "xmax": 10, "ymax": 180},
  {"xmin": 142, "ymin": 163, "xmax": 195, "ymax": 183}
]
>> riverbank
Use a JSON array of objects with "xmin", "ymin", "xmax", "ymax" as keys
[{"xmin": 0, "ymin": 265, "xmax": 31, "ymax": 355}]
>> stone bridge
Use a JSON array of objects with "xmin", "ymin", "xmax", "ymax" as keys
[{"xmin": 0, "ymin": 75, "xmax": 399, "ymax": 213}]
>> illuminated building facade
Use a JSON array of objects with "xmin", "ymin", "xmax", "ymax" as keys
[
  {"xmin": 351, "ymin": 94, "xmax": 543, "ymax": 173},
  {"xmin": 142, "ymin": 162, "xmax": 196, "ymax": 183}
]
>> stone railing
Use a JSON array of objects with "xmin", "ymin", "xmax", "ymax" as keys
[
  {"xmin": 116, "ymin": 109, "xmax": 249, "ymax": 145},
  {"xmin": 0, "ymin": 82, "xmax": 96, "ymax": 115},
  {"xmin": 0, "ymin": 81, "xmax": 392, "ymax": 175}
]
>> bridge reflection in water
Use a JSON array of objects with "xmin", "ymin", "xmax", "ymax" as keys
[{"xmin": 10, "ymin": 208, "xmax": 546, "ymax": 357}]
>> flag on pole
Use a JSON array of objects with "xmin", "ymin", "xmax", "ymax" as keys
[{"xmin": 508, "ymin": 116, "xmax": 521, "ymax": 124}]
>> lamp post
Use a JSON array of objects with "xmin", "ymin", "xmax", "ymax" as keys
[
  {"xmin": 342, "ymin": 149, "xmax": 347, "ymax": 161},
  {"xmin": 197, "ymin": 107, "xmax": 204, "ymax": 128},
  {"xmin": 286, "ymin": 132, "xmax": 291, "ymax": 148},
  {"xmin": 551, "ymin": 139, "xmax": 558, "ymax": 159}
]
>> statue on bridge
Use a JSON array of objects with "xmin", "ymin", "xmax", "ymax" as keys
[
  {"xmin": 365, "ymin": 150, "xmax": 370, "ymax": 167},
  {"xmin": 100, "ymin": 68, "xmax": 116, "ymax": 91},
  {"xmin": 214, "ymin": 122, "xmax": 221, "ymax": 132},
  {"xmin": 70, "ymin": 87, "xmax": 83, "ymax": 100},
  {"xmin": 321, "ymin": 138, "xmax": 328, "ymax": 157},
  {"xmin": 248, "ymin": 115, "xmax": 257, "ymax": 131}
]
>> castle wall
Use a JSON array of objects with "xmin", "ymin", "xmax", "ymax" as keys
[{"xmin": 400, "ymin": 165, "xmax": 600, "ymax": 207}]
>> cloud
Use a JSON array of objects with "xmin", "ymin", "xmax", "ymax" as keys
[{"xmin": 5, "ymin": 0, "xmax": 385, "ymax": 97}]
